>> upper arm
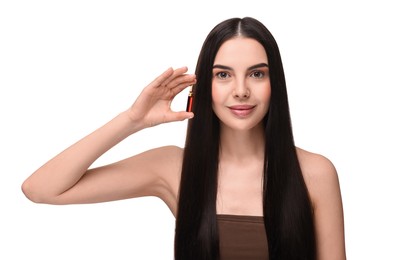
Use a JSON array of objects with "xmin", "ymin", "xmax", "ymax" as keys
[
  {"xmin": 299, "ymin": 150, "xmax": 346, "ymax": 260},
  {"xmin": 52, "ymin": 146, "xmax": 182, "ymax": 207}
]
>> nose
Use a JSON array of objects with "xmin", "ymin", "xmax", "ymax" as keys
[{"xmin": 233, "ymin": 79, "xmax": 250, "ymax": 99}]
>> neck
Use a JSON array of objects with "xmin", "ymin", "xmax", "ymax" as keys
[{"xmin": 219, "ymin": 123, "xmax": 265, "ymax": 162}]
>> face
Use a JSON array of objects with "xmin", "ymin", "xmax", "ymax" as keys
[{"xmin": 212, "ymin": 37, "xmax": 271, "ymax": 131}]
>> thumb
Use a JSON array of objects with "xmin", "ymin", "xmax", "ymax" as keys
[{"xmin": 171, "ymin": 111, "xmax": 194, "ymax": 122}]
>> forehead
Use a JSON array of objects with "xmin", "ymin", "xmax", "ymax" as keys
[{"xmin": 214, "ymin": 37, "xmax": 268, "ymax": 66}]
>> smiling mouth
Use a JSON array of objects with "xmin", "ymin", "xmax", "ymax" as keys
[{"xmin": 228, "ymin": 105, "xmax": 256, "ymax": 117}]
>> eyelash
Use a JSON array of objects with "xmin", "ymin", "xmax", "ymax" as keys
[
  {"xmin": 216, "ymin": 71, "xmax": 230, "ymax": 79},
  {"xmin": 250, "ymin": 71, "xmax": 265, "ymax": 78},
  {"xmin": 214, "ymin": 70, "xmax": 266, "ymax": 79}
]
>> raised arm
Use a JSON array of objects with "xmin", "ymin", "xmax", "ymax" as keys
[{"xmin": 22, "ymin": 67, "xmax": 195, "ymax": 207}]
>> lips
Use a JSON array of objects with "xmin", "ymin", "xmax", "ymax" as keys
[{"xmin": 228, "ymin": 105, "xmax": 256, "ymax": 117}]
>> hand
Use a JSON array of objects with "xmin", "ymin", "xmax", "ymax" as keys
[{"xmin": 127, "ymin": 66, "xmax": 196, "ymax": 128}]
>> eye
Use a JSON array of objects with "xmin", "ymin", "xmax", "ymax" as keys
[
  {"xmin": 215, "ymin": 71, "xmax": 230, "ymax": 80},
  {"xmin": 250, "ymin": 71, "xmax": 265, "ymax": 79}
]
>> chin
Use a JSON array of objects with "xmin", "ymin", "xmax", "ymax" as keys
[{"xmin": 220, "ymin": 120, "xmax": 264, "ymax": 132}]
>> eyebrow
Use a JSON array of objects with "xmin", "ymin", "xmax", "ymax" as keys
[{"xmin": 212, "ymin": 62, "xmax": 269, "ymax": 71}]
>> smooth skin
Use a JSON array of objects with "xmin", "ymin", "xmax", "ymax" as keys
[{"xmin": 22, "ymin": 38, "xmax": 346, "ymax": 259}]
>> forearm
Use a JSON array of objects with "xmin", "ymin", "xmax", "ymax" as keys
[
  {"xmin": 22, "ymin": 111, "xmax": 143, "ymax": 203},
  {"xmin": 22, "ymin": 66, "xmax": 195, "ymax": 204}
]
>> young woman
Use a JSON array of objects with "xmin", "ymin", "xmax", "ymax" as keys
[{"xmin": 22, "ymin": 17, "xmax": 346, "ymax": 259}]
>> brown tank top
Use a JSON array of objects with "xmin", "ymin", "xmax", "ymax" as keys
[{"xmin": 217, "ymin": 214, "xmax": 269, "ymax": 260}]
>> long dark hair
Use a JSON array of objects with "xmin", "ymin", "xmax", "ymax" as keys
[{"xmin": 175, "ymin": 17, "xmax": 316, "ymax": 260}]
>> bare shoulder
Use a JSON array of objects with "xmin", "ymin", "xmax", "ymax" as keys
[
  {"xmin": 140, "ymin": 145, "xmax": 183, "ymax": 212},
  {"xmin": 296, "ymin": 147, "xmax": 340, "ymax": 207},
  {"xmin": 296, "ymin": 147, "xmax": 337, "ymax": 178},
  {"xmin": 142, "ymin": 145, "xmax": 184, "ymax": 166},
  {"xmin": 140, "ymin": 145, "xmax": 183, "ymax": 189},
  {"xmin": 296, "ymin": 148, "xmax": 346, "ymax": 258}
]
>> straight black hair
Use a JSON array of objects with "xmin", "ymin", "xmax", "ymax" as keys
[{"xmin": 175, "ymin": 17, "xmax": 316, "ymax": 260}]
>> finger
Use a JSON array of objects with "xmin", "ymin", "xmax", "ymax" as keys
[
  {"xmin": 161, "ymin": 66, "xmax": 189, "ymax": 87},
  {"xmin": 167, "ymin": 73, "xmax": 195, "ymax": 89},
  {"xmin": 171, "ymin": 80, "xmax": 196, "ymax": 97},
  {"xmin": 149, "ymin": 67, "xmax": 174, "ymax": 88}
]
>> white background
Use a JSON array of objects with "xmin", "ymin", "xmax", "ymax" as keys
[{"xmin": 1, "ymin": 0, "xmax": 393, "ymax": 259}]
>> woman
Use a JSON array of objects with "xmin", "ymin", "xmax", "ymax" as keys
[{"xmin": 22, "ymin": 17, "xmax": 346, "ymax": 259}]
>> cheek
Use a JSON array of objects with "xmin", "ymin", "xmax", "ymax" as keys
[
  {"xmin": 253, "ymin": 81, "xmax": 271, "ymax": 106},
  {"xmin": 259, "ymin": 82, "xmax": 271, "ymax": 104},
  {"xmin": 211, "ymin": 84, "xmax": 224, "ymax": 106}
]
